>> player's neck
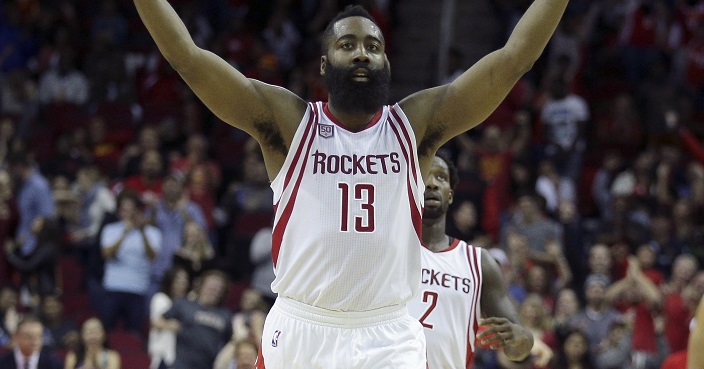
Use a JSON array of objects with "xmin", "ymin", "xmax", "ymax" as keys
[
  {"xmin": 326, "ymin": 103, "xmax": 377, "ymax": 132},
  {"xmin": 422, "ymin": 219, "xmax": 449, "ymax": 252}
]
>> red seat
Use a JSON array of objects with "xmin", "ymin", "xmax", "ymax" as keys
[
  {"xmin": 119, "ymin": 352, "xmax": 151, "ymax": 369},
  {"xmin": 233, "ymin": 211, "xmax": 273, "ymax": 238},
  {"xmin": 226, "ymin": 281, "xmax": 251, "ymax": 310},
  {"xmin": 57, "ymin": 255, "xmax": 84, "ymax": 297},
  {"xmin": 43, "ymin": 102, "xmax": 89, "ymax": 135},
  {"xmin": 107, "ymin": 330, "xmax": 145, "ymax": 354}
]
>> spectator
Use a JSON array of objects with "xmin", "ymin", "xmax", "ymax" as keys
[
  {"xmin": 212, "ymin": 338, "xmax": 258, "ymax": 369},
  {"xmin": 539, "ymin": 76, "xmax": 589, "ymax": 182},
  {"xmin": 0, "ymin": 315, "xmax": 62, "ymax": 369},
  {"xmin": 0, "ymin": 285, "xmax": 19, "ymax": 347},
  {"xmin": 172, "ymin": 220, "xmax": 214, "ymax": 279},
  {"xmin": 606, "ymin": 256, "xmax": 663, "ymax": 357},
  {"xmin": 587, "ymin": 243, "xmax": 613, "ymax": 279},
  {"xmin": 4, "ymin": 216, "xmax": 61, "ymax": 300},
  {"xmin": 119, "ymin": 126, "xmax": 162, "ymax": 179},
  {"xmin": 535, "ymin": 158, "xmax": 576, "ymax": 217},
  {"xmin": 0, "ymin": 2, "xmax": 37, "ymax": 73},
  {"xmin": 38, "ymin": 294, "xmax": 79, "ymax": 353},
  {"xmin": 157, "ymin": 269, "xmax": 233, "ymax": 369},
  {"xmin": 100, "ymin": 190, "xmax": 161, "ymax": 332},
  {"xmin": 591, "ymin": 151, "xmax": 626, "ymax": 222},
  {"xmin": 231, "ymin": 288, "xmax": 268, "ymax": 345},
  {"xmin": 170, "ymin": 134, "xmax": 221, "ymax": 243},
  {"xmin": 70, "ymin": 165, "xmax": 116, "ymax": 250},
  {"xmin": 64, "ymin": 317, "xmax": 121, "ymax": 369},
  {"xmin": 0, "ymin": 170, "xmax": 19, "ymax": 286},
  {"xmin": 569, "ymin": 273, "xmax": 622, "ymax": 354},
  {"xmin": 594, "ymin": 315, "xmax": 669, "ymax": 369},
  {"xmin": 519, "ymin": 294, "xmax": 558, "ymax": 354},
  {"xmin": 7, "ymin": 150, "xmax": 55, "ymax": 258},
  {"xmin": 249, "ymin": 226, "xmax": 275, "ymax": 306},
  {"xmin": 149, "ymin": 174, "xmax": 206, "ymax": 292},
  {"xmin": 501, "ymin": 192, "xmax": 564, "ymax": 268},
  {"xmin": 554, "ymin": 328, "xmax": 595, "ymax": 369},
  {"xmin": 0, "ymin": 69, "xmax": 39, "ymax": 132},
  {"xmin": 37, "ymin": 49, "xmax": 89, "ymax": 106},
  {"xmin": 261, "ymin": 11, "xmax": 302, "ymax": 75},
  {"xmin": 83, "ymin": 33, "xmax": 133, "ymax": 108},
  {"xmin": 149, "ymin": 266, "xmax": 190, "ymax": 369},
  {"xmin": 90, "ymin": 0, "xmax": 128, "ymax": 47},
  {"xmin": 663, "ymin": 254, "xmax": 699, "ymax": 353},
  {"xmin": 119, "ymin": 149, "xmax": 165, "ymax": 209},
  {"xmin": 553, "ymin": 288, "xmax": 581, "ymax": 329}
]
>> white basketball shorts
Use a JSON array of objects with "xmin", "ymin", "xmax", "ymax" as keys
[{"xmin": 255, "ymin": 297, "xmax": 427, "ymax": 369}]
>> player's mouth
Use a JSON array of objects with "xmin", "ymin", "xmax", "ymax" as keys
[
  {"xmin": 351, "ymin": 68, "xmax": 370, "ymax": 82},
  {"xmin": 424, "ymin": 193, "xmax": 441, "ymax": 205}
]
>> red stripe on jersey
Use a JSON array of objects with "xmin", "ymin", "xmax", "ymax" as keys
[
  {"xmin": 389, "ymin": 119, "xmax": 422, "ymax": 240},
  {"xmin": 390, "ymin": 106, "xmax": 418, "ymax": 184},
  {"xmin": 271, "ymin": 105, "xmax": 319, "ymax": 267},
  {"xmin": 407, "ymin": 180, "xmax": 422, "ymax": 239},
  {"xmin": 282, "ymin": 103, "xmax": 317, "ymax": 192},
  {"xmin": 323, "ymin": 102, "xmax": 384, "ymax": 131},
  {"xmin": 466, "ymin": 246, "xmax": 481, "ymax": 361}
]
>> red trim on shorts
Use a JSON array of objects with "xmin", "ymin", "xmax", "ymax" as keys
[{"xmin": 255, "ymin": 346, "xmax": 266, "ymax": 369}]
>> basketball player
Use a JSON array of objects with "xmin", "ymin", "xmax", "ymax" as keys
[
  {"xmin": 409, "ymin": 155, "xmax": 533, "ymax": 368},
  {"xmin": 134, "ymin": 1, "xmax": 567, "ymax": 367}
]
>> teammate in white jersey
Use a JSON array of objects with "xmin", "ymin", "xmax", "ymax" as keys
[
  {"xmin": 134, "ymin": 1, "xmax": 567, "ymax": 367},
  {"xmin": 409, "ymin": 155, "xmax": 533, "ymax": 368}
]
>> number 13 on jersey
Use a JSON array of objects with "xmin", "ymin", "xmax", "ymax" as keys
[{"xmin": 338, "ymin": 182, "xmax": 376, "ymax": 232}]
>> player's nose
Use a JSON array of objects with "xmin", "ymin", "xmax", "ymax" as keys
[{"xmin": 352, "ymin": 46, "xmax": 370, "ymax": 63}]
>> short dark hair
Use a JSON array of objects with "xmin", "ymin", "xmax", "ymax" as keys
[
  {"xmin": 321, "ymin": 5, "xmax": 381, "ymax": 54},
  {"xmin": 160, "ymin": 266, "xmax": 189, "ymax": 298},
  {"xmin": 435, "ymin": 152, "xmax": 458, "ymax": 190},
  {"xmin": 116, "ymin": 189, "xmax": 144, "ymax": 210}
]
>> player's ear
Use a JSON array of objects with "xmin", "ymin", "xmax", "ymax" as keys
[
  {"xmin": 320, "ymin": 56, "xmax": 327, "ymax": 76},
  {"xmin": 448, "ymin": 189, "xmax": 453, "ymax": 206}
]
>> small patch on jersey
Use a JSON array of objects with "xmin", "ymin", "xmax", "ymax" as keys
[
  {"xmin": 319, "ymin": 124, "xmax": 334, "ymax": 138},
  {"xmin": 272, "ymin": 330, "xmax": 281, "ymax": 347}
]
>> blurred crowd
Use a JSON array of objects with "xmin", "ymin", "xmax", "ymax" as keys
[{"xmin": 0, "ymin": 0, "xmax": 703, "ymax": 368}]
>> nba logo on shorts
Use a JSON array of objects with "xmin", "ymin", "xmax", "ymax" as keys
[
  {"xmin": 272, "ymin": 330, "xmax": 281, "ymax": 347},
  {"xmin": 319, "ymin": 124, "xmax": 334, "ymax": 138}
]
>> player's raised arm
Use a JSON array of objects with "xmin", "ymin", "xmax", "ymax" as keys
[
  {"xmin": 401, "ymin": 0, "xmax": 569, "ymax": 151},
  {"xmin": 133, "ymin": 0, "xmax": 305, "ymax": 141}
]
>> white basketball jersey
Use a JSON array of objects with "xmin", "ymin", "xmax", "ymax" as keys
[
  {"xmin": 270, "ymin": 102, "xmax": 424, "ymax": 312},
  {"xmin": 408, "ymin": 239, "xmax": 483, "ymax": 369}
]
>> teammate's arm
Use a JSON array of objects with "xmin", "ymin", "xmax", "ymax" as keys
[
  {"xmin": 400, "ymin": 0, "xmax": 568, "ymax": 148},
  {"xmin": 476, "ymin": 248, "xmax": 533, "ymax": 362},
  {"xmin": 687, "ymin": 295, "xmax": 704, "ymax": 369},
  {"xmin": 133, "ymin": 0, "xmax": 305, "ymax": 142}
]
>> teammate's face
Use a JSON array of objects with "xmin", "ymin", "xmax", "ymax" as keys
[
  {"xmin": 322, "ymin": 16, "xmax": 390, "ymax": 114},
  {"xmin": 423, "ymin": 157, "xmax": 453, "ymax": 220}
]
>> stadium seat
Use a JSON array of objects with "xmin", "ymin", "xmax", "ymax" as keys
[{"xmin": 107, "ymin": 330, "xmax": 145, "ymax": 354}]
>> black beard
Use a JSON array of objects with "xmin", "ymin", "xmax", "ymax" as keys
[
  {"xmin": 324, "ymin": 62, "xmax": 390, "ymax": 115},
  {"xmin": 422, "ymin": 205, "xmax": 445, "ymax": 221}
]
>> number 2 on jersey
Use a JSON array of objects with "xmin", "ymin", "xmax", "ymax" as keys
[
  {"xmin": 338, "ymin": 182, "xmax": 375, "ymax": 232},
  {"xmin": 419, "ymin": 291, "xmax": 438, "ymax": 329}
]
